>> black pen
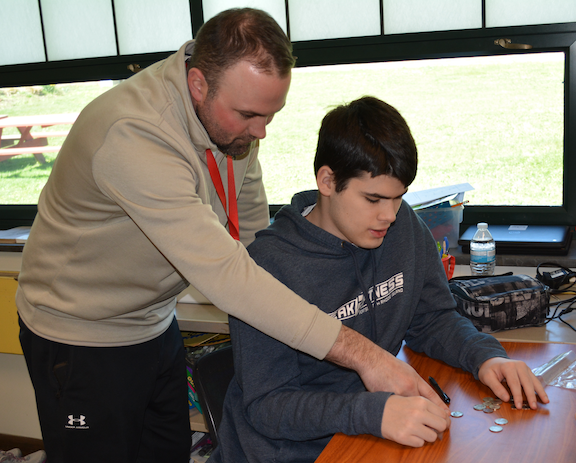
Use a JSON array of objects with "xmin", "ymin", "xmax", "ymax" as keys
[{"xmin": 429, "ymin": 376, "xmax": 451, "ymax": 404}]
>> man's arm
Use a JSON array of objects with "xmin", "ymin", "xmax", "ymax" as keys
[{"xmin": 326, "ymin": 325, "xmax": 450, "ymax": 410}]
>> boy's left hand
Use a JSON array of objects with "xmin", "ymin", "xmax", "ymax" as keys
[{"xmin": 478, "ymin": 357, "xmax": 549, "ymax": 410}]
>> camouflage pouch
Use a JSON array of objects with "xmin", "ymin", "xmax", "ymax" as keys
[{"xmin": 449, "ymin": 273, "xmax": 550, "ymax": 333}]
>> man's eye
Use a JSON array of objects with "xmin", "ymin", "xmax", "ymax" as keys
[{"xmin": 366, "ymin": 197, "xmax": 379, "ymax": 204}]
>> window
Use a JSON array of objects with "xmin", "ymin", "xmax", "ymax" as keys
[
  {"xmin": 0, "ymin": 81, "xmax": 115, "ymax": 204},
  {"xmin": 0, "ymin": 1, "xmax": 575, "ymax": 231},
  {"xmin": 275, "ymin": 26, "xmax": 576, "ymax": 228},
  {"xmin": 261, "ymin": 52, "xmax": 564, "ymax": 209}
]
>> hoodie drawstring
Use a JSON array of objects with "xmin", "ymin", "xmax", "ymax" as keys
[{"xmin": 342, "ymin": 241, "xmax": 378, "ymax": 341}]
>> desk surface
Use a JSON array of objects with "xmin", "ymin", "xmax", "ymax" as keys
[{"xmin": 315, "ymin": 341, "xmax": 576, "ymax": 463}]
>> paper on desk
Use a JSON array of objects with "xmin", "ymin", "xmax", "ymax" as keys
[
  {"xmin": 178, "ymin": 284, "xmax": 212, "ymax": 304},
  {"xmin": 403, "ymin": 183, "xmax": 474, "ymax": 208},
  {"xmin": 0, "ymin": 226, "xmax": 31, "ymax": 243}
]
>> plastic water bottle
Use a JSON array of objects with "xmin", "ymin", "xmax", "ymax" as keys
[{"xmin": 470, "ymin": 222, "xmax": 496, "ymax": 276}]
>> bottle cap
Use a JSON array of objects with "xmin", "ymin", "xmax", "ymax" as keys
[{"xmin": 477, "ymin": 222, "xmax": 488, "ymax": 229}]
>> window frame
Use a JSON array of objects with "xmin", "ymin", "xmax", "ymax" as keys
[{"xmin": 1, "ymin": 22, "xmax": 575, "ymax": 230}]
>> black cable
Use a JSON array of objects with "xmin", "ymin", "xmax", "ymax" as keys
[
  {"xmin": 545, "ymin": 293, "xmax": 576, "ymax": 331},
  {"xmin": 536, "ymin": 262, "xmax": 576, "ymax": 291},
  {"xmin": 558, "ymin": 316, "xmax": 576, "ymax": 332}
]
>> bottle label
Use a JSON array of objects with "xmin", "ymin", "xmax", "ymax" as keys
[{"xmin": 470, "ymin": 249, "xmax": 496, "ymax": 264}]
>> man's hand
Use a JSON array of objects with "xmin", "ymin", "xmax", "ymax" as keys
[
  {"xmin": 381, "ymin": 395, "xmax": 451, "ymax": 447},
  {"xmin": 478, "ymin": 357, "xmax": 549, "ymax": 410},
  {"xmin": 325, "ymin": 325, "xmax": 449, "ymax": 410}
]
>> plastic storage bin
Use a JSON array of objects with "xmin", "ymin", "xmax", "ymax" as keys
[{"xmin": 415, "ymin": 204, "xmax": 464, "ymax": 247}]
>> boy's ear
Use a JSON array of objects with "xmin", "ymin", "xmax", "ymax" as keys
[
  {"xmin": 187, "ymin": 67, "xmax": 208, "ymax": 104},
  {"xmin": 316, "ymin": 166, "xmax": 336, "ymax": 196}
]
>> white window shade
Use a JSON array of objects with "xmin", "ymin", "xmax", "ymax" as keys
[
  {"xmin": 202, "ymin": 0, "xmax": 288, "ymax": 33},
  {"xmin": 115, "ymin": 0, "xmax": 193, "ymax": 55},
  {"xmin": 0, "ymin": 0, "xmax": 46, "ymax": 66},
  {"xmin": 383, "ymin": 0, "xmax": 481, "ymax": 35},
  {"xmin": 486, "ymin": 0, "xmax": 576, "ymax": 28},
  {"xmin": 41, "ymin": 0, "xmax": 117, "ymax": 61},
  {"xmin": 288, "ymin": 0, "xmax": 380, "ymax": 41}
]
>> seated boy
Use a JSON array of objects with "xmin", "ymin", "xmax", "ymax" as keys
[{"xmin": 211, "ymin": 96, "xmax": 548, "ymax": 463}]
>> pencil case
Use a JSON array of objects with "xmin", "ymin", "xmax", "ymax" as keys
[{"xmin": 449, "ymin": 273, "xmax": 550, "ymax": 333}]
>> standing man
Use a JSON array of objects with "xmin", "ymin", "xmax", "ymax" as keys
[{"xmin": 17, "ymin": 8, "xmax": 445, "ymax": 463}]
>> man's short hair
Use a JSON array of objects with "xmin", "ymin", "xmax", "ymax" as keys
[
  {"xmin": 314, "ymin": 96, "xmax": 418, "ymax": 191},
  {"xmin": 189, "ymin": 8, "xmax": 295, "ymax": 97}
]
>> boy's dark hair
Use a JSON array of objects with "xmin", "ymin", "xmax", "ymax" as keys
[
  {"xmin": 314, "ymin": 96, "xmax": 418, "ymax": 192},
  {"xmin": 189, "ymin": 8, "xmax": 295, "ymax": 98}
]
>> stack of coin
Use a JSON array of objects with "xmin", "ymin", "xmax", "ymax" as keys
[
  {"xmin": 511, "ymin": 401, "xmax": 531, "ymax": 410},
  {"xmin": 473, "ymin": 397, "xmax": 502, "ymax": 412}
]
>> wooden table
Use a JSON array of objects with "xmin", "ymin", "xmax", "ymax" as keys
[
  {"xmin": 315, "ymin": 342, "xmax": 576, "ymax": 463},
  {"xmin": 0, "ymin": 113, "xmax": 78, "ymax": 163}
]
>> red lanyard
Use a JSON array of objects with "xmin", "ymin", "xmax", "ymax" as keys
[{"xmin": 206, "ymin": 149, "xmax": 239, "ymax": 240}]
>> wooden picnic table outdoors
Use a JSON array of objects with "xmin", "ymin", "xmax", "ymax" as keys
[{"xmin": 0, "ymin": 113, "xmax": 78, "ymax": 163}]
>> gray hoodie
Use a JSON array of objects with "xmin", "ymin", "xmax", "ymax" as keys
[{"xmin": 213, "ymin": 190, "xmax": 507, "ymax": 463}]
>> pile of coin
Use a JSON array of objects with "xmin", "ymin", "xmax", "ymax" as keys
[
  {"xmin": 469, "ymin": 397, "xmax": 509, "ymax": 434},
  {"xmin": 473, "ymin": 397, "xmax": 503, "ymax": 413}
]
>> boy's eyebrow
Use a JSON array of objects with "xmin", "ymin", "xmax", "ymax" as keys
[{"xmin": 365, "ymin": 189, "xmax": 408, "ymax": 200}]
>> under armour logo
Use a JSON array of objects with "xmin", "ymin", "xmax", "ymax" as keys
[{"xmin": 68, "ymin": 415, "xmax": 86, "ymax": 426}]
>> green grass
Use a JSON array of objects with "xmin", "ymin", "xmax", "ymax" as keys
[
  {"xmin": 0, "ymin": 54, "xmax": 564, "ymax": 206},
  {"xmin": 0, "ymin": 82, "xmax": 112, "ymax": 204},
  {"xmin": 260, "ymin": 53, "xmax": 564, "ymax": 205}
]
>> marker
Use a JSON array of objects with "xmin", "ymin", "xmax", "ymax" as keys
[{"xmin": 429, "ymin": 376, "xmax": 451, "ymax": 404}]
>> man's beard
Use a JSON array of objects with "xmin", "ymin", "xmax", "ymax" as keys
[
  {"xmin": 215, "ymin": 138, "xmax": 254, "ymax": 158},
  {"xmin": 196, "ymin": 102, "xmax": 255, "ymax": 157}
]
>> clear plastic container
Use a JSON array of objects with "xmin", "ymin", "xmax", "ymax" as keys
[{"xmin": 470, "ymin": 222, "xmax": 495, "ymax": 275}]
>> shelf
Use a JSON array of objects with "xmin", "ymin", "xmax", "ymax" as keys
[{"xmin": 176, "ymin": 303, "xmax": 229, "ymax": 334}]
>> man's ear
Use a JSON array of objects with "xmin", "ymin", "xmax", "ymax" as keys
[
  {"xmin": 187, "ymin": 67, "xmax": 208, "ymax": 104},
  {"xmin": 316, "ymin": 166, "xmax": 336, "ymax": 197}
]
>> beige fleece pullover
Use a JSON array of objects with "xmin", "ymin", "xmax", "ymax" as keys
[{"xmin": 16, "ymin": 41, "xmax": 340, "ymax": 359}]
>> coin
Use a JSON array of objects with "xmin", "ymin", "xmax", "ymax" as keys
[
  {"xmin": 489, "ymin": 425, "xmax": 503, "ymax": 433},
  {"xmin": 488, "ymin": 404, "xmax": 501, "ymax": 410},
  {"xmin": 474, "ymin": 404, "xmax": 486, "ymax": 411},
  {"xmin": 511, "ymin": 401, "xmax": 531, "ymax": 410},
  {"xmin": 483, "ymin": 407, "xmax": 495, "ymax": 414},
  {"xmin": 494, "ymin": 418, "xmax": 508, "ymax": 425},
  {"xmin": 451, "ymin": 411, "xmax": 464, "ymax": 418}
]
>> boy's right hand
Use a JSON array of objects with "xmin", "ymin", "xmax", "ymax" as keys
[{"xmin": 381, "ymin": 395, "xmax": 451, "ymax": 447}]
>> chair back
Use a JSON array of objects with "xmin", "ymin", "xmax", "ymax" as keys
[{"xmin": 192, "ymin": 345, "xmax": 234, "ymax": 447}]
